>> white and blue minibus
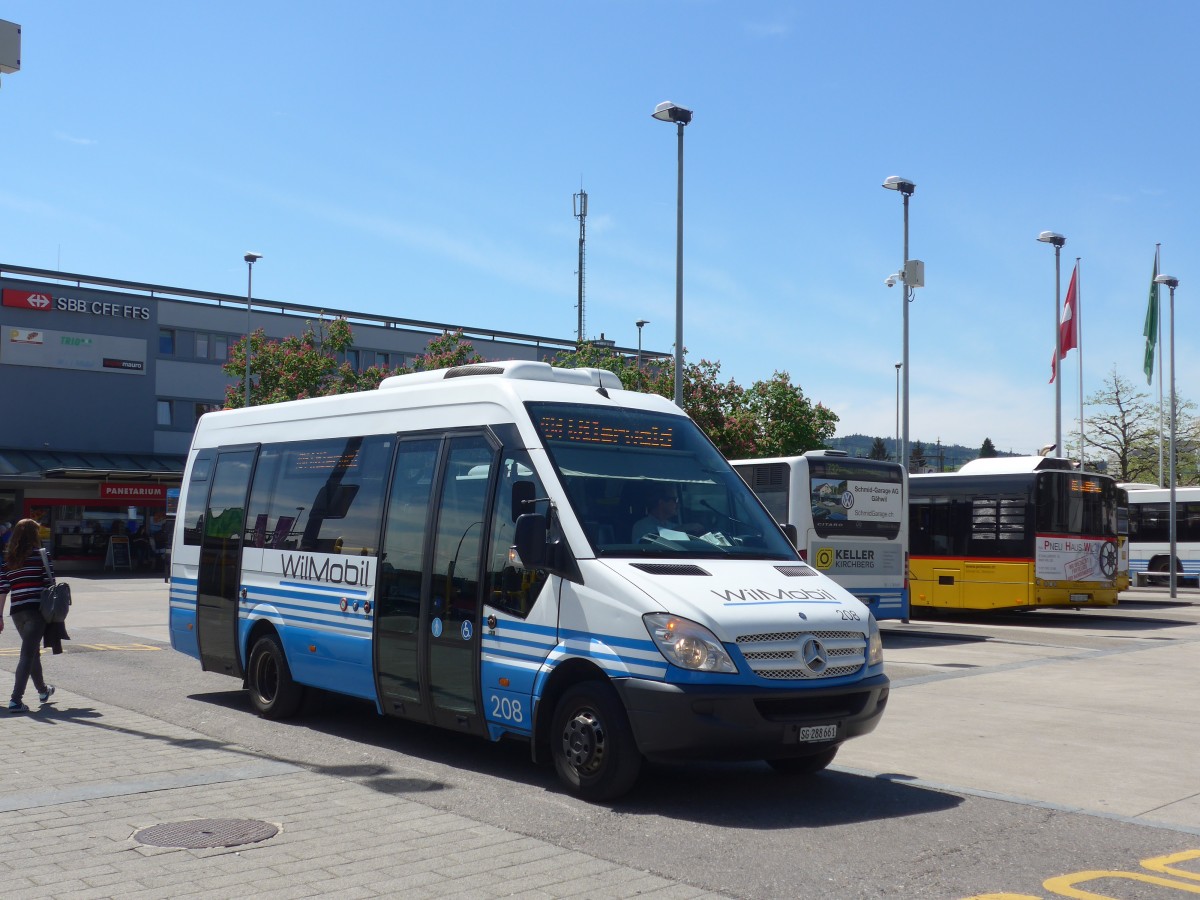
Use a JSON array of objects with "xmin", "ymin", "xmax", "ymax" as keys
[{"xmin": 169, "ymin": 361, "xmax": 888, "ymax": 800}]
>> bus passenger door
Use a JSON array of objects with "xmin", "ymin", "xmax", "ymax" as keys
[
  {"xmin": 196, "ymin": 448, "xmax": 257, "ymax": 677},
  {"xmin": 426, "ymin": 435, "xmax": 495, "ymax": 733},
  {"xmin": 375, "ymin": 433, "xmax": 495, "ymax": 736},
  {"xmin": 376, "ymin": 438, "xmax": 440, "ymax": 721}
]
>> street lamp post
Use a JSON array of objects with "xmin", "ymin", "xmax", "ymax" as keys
[
  {"xmin": 243, "ymin": 252, "xmax": 262, "ymax": 407},
  {"xmin": 882, "ymin": 176, "xmax": 916, "ymax": 470},
  {"xmin": 894, "ymin": 362, "xmax": 902, "ymax": 462},
  {"xmin": 652, "ymin": 101, "xmax": 692, "ymax": 408},
  {"xmin": 1155, "ymin": 273, "xmax": 1180, "ymax": 598},
  {"xmin": 1037, "ymin": 231, "xmax": 1066, "ymax": 455},
  {"xmin": 636, "ymin": 319, "xmax": 649, "ymax": 370}
]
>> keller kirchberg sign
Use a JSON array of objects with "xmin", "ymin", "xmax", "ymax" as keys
[{"xmin": 2, "ymin": 288, "xmax": 151, "ymax": 320}]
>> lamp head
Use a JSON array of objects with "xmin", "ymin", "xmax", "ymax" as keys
[
  {"xmin": 1155, "ymin": 274, "xmax": 1179, "ymax": 289},
  {"xmin": 652, "ymin": 101, "xmax": 693, "ymax": 125},
  {"xmin": 1036, "ymin": 231, "xmax": 1065, "ymax": 248},
  {"xmin": 244, "ymin": 252, "xmax": 263, "ymax": 263},
  {"xmin": 636, "ymin": 319, "xmax": 649, "ymax": 328},
  {"xmin": 882, "ymin": 175, "xmax": 916, "ymax": 195}
]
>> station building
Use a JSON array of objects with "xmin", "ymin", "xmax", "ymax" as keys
[{"xmin": 1, "ymin": 263, "xmax": 646, "ymax": 570}]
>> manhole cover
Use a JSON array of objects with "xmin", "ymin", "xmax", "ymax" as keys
[{"xmin": 134, "ymin": 818, "xmax": 278, "ymax": 849}]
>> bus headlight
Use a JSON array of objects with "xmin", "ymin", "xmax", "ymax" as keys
[
  {"xmin": 643, "ymin": 614, "xmax": 737, "ymax": 673},
  {"xmin": 867, "ymin": 615, "xmax": 884, "ymax": 668}
]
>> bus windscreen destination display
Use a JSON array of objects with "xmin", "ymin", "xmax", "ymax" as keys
[{"xmin": 534, "ymin": 414, "xmax": 675, "ymax": 449}]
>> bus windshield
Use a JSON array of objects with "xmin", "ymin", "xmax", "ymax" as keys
[
  {"xmin": 1035, "ymin": 472, "xmax": 1118, "ymax": 537},
  {"xmin": 527, "ymin": 402, "xmax": 797, "ymax": 560}
]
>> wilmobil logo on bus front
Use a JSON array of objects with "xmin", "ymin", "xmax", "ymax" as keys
[{"xmin": 278, "ymin": 552, "xmax": 374, "ymax": 586}]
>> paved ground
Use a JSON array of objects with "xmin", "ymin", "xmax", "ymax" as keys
[
  {"xmin": 3, "ymin": 576, "xmax": 1200, "ymax": 898},
  {"xmin": 0, "ymin": 576, "xmax": 726, "ymax": 900}
]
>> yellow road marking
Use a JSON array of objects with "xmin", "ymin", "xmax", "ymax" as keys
[
  {"xmin": 1143, "ymin": 849, "xmax": 1200, "ymax": 881},
  {"xmin": 1044, "ymin": 870, "xmax": 1200, "ymax": 896},
  {"xmin": 0, "ymin": 643, "xmax": 162, "ymax": 656}
]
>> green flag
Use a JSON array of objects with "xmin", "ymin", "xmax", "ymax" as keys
[{"xmin": 1143, "ymin": 249, "xmax": 1159, "ymax": 385}]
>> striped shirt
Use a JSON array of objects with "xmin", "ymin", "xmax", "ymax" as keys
[{"xmin": 0, "ymin": 550, "xmax": 52, "ymax": 613}]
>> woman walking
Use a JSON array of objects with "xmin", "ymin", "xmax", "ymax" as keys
[{"xmin": 0, "ymin": 519, "xmax": 56, "ymax": 712}]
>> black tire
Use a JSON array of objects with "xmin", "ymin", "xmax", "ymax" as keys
[
  {"xmin": 767, "ymin": 746, "xmax": 838, "ymax": 776},
  {"xmin": 551, "ymin": 682, "xmax": 642, "ymax": 802},
  {"xmin": 247, "ymin": 633, "xmax": 303, "ymax": 720}
]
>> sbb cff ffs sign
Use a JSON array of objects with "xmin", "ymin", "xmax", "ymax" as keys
[{"xmin": 3, "ymin": 288, "xmax": 150, "ymax": 320}]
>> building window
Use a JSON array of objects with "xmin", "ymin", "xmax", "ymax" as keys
[
  {"xmin": 214, "ymin": 335, "xmax": 229, "ymax": 361},
  {"xmin": 195, "ymin": 333, "xmax": 209, "ymax": 359},
  {"xmin": 194, "ymin": 402, "xmax": 221, "ymax": 422},
  {"xmin": 159, "ymin": 329, "xmax": 175, "ymax": 355},
  {"xmin": 156, "ymin": 400, "xmax": 173, "ymax": 426}
]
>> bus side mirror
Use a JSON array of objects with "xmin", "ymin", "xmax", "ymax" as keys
[
  {"xmin": 781, "ymin": 522, "xmax": 798, "ymax": 548},
  {"xmin": 514, "ymin": 513, "xmax": 548, "ymax": 568}
]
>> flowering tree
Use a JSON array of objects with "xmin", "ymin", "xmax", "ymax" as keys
[
  {"xmin": 224, "ymin": 324, "xmax": 840, "ymax": 462},
  {"xmin": 551, "ymin": 343, "xmax": 836, "ymax": 460},
  {"xmin": 223, "ymin": 320, "xmax": 483, "ymax": 408}
]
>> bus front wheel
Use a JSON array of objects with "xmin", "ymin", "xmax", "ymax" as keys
[
  {"xmin": 551, "ymin": 682, "xmax": 642, "ymax": 801},
  {"xmin": 247, "ymin": 633, "xmax": 303, "ymax": 720},
  {"xmin": 767, "ymin": 746, "xmax": 838, "ymax": 776}
]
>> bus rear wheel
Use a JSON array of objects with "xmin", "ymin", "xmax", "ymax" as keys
[
  {"xmin": 551, "ymin": 682, "xmax": 642, "ymax": 802},
  {"xmin": 767, "ymin": 746, "xmax": 838, "ymax": 776},
  {"xmin": 247, "ymin": 633, "xmax": 303, "ymax": 720}
]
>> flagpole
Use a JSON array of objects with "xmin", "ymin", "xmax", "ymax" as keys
[
  {"xmin": 1076, "ymin": 257, "xmax": 1083, "ymax": 469},
  {"xmin": 1157, "ymin": 245, "xmax": 1164, "ymax": 487}
]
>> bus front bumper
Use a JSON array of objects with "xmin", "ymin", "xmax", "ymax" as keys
[{"xmin": 613, "ymin": 673, "xmax": 889, "ymax": 763}]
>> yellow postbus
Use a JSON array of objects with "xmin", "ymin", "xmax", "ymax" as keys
[{"xmin": 908, "ymin": 456, "xmax": 1120, "ymax": 611}]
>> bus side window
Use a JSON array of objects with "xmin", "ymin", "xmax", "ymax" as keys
[{"xmin": 486, "ymin": 452, "xmax": 548, "ymax": 618}]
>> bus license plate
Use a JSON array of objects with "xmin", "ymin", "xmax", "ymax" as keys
[
  {"xmin": 1069, "ymin": 593, "xmax": 1089, "ymax": 603},
  {"xmin": 789, "ymin": 723, "xmax": 837, "ymax": 743}
]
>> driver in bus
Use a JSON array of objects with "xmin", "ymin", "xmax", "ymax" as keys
[{"xmin": 633, "ymin": 486, "xmax": 699, "ymax": 543}]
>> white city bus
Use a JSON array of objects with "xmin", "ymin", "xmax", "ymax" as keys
[
  {"xmin": 169, "ymin": 361, "xmax": 888, "ymax": 800},
  {"xmin": 1122, "ymin": 484, "xmax": 1200, "ymax": 586},
  {"xmin": 731, "ymin": 452, "xmax": 909, "ymax": 621}
]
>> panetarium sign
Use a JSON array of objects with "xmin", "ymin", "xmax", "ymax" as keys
[{"xmin": 3, "ymin": 288, "xmax": 151, "ymax": 320}]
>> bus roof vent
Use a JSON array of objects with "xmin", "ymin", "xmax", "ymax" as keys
[
  {"xmin": 444, "ymin": 364, "xmax": 506, "ymax": 378},
  {"xmin": 379, "ymin": 359, "xmax": 623, "ymax": 391},
  {"xmin": 804, "ymin": 449, "xmax": 849, "ymax": 457}
]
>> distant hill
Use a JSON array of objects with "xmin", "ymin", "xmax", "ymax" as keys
[{"xmin": 827, "ymin": 434, "xmax": 1016, "ymax": 472}]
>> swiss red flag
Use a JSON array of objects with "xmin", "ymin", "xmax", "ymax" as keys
[{"xmin": 1050, "ymin": 263, "xmax": 1079, "ymax": 383}]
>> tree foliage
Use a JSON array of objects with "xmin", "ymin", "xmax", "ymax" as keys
[
  {"xmin": 979, "ymin": 437, "xmax": 997, "ymax": 458},
  {"xmin": 868, "ymin": 437, "xmax": 889, "ymax": 460},
  {"xmin": 223, "ymin": 320, "xmax": 483, "ymax": 408},
  {"xmin": 551, "ymin": 343, "xmax": 838, "ymax": 460},
  {"xmin": 909, "ymin": 440, "xmax": 927, "ymax": 473},
  {"xmin": 1080, "ymin": 366, "xmax": 1200, "ymax": 485},
  {"xmin": 225, "ymin": 326, "xmax": 841, "ymax": 464}
]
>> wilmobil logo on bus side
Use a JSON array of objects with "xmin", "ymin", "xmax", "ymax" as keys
[{"xmin": 279, "ymin": 553, "xmax": 373, "ymax": 586}]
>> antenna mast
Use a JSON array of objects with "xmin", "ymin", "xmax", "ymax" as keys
[{"xmin": 573, "ymin": 189, "xmax": 587, "ymax": 343}]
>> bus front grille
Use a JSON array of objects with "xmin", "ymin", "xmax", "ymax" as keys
[{"xmin": 735, "ymin": 630, "xmax": 864, "ymax": 680}]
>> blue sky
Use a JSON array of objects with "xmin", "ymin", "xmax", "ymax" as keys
[{"xmin": 3, "ymin": 2, "xmax": 1196, "ymax": 455}]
